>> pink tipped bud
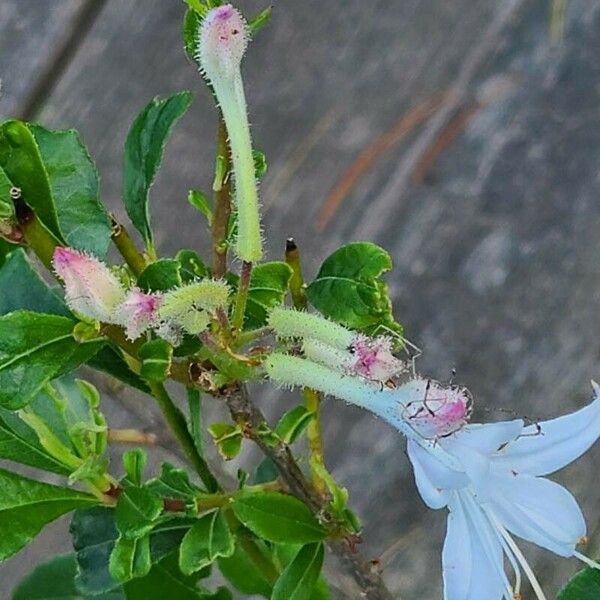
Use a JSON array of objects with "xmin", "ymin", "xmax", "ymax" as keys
[
  {"xmin": 403, "ymin": 380, "xmax": 472, "ymax": 439},
  {"xmin": 199, "ymin": 4, "xmax": 249, "ymax": 81},
  {"xmin": 348, "ymin": 335, "xmax": 406, "ymax": 382},
  {"xmin": 53, "ymin": 247, "xmax": 126, "ymax": 322},
  {"xmin": 114, "ymin": 289, "xmax": 162, "ymax": 341}
]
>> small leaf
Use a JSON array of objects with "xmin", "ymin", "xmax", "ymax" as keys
[
  {"xmin": 558, "ymin": 567, "xmax": 600, "ymax": 599},
  {"xmin": 306, "ymin": 242, "xmax": 402, "ymax": 335},
  {"xmin": 179, "ymin": 510, "xmax": 235, "ymax": 575},
  {"xmin": 139, "ymin": 338, "xmax": 173, "ymax": 382},
  {"xmin": 183, "ymin": 9, "xmax": 203, "ymax": 66},
  {"xmin": 123, "ymin": 449, "xmax": 147, "ymax": 487},
  {"xmin": 116, "ymin": 486, "xmax": 163, "ymax": 539},
  {"xmin": 208, "ymin": 423, "xmax": 242, "ymax": 460},
  {"xmin": 274, "ymin": 406, "xmax": 313, "ymax": 444},
  {"xmin": 177, "ymin": 249, "xmax": 210, "ymax": 281},
  {"xmin": 272, "ymin": 543, "xmax": 324, "ymax": 600},
  {"xmin": 248, "ymin": 6, "xmax": 272, "ymax": 35},
  {"xmin": 218, "ymin": 541, "xmax": 273, "ymax": 598},
  {"xmin": 188, "ymin": 190, "xmax": 213, "ymax": 225},
  {"xmin": 252, "ymin": 457, "xmax": 279, "ymax": 485},
  {"xmin": 12, "ymin": 553, "xmax": 84, "ymax": 600},
  {"xmin": 0, "ymin": 468, "xmax": 97, "ymax": 560},
  {"xmin": 0, "ymin": 311, "xmax": 104, "ymax": 409},
  {"xmin": 123, "ymin": 92, "xmax": 193, "ymax": 247},
  {"xmin": 253, "ymin": 149, "xmax": 268, "ymax": 179},
  {"xmin": 231, "ymin": 491, "xmax": 326, "ymax": 544},
  {"xmin": 109, "ymin": 534, "xmax": 152, "ymax": 583},
  {"xmin": 147, "ymin": 463, "xmax": 202, "ymax": 501},
  {"xmin": 137, "ymin": 259, "xmax": 183, "ymax": 292}
]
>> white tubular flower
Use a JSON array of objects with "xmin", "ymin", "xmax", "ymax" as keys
[
  {"xmin": 113, "ymin": 288, "xmax": 162, "ymax": 341},
  {"xmin": 408, "ymin": 382, "xmax": 600, "ymax": 600},
  {"xmin": 53, "ymin": 247, "xmax": 126, "ymax": 322}
]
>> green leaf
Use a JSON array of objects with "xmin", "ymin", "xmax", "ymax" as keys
[
  {"xmin": 137, "ymin": 259, "xmax": 182, "ymax": 292},
  {"xmin": 252, "ymin": 457, "xmax": 278, "ymax": 485},
  {"xmin": 110, "ymin": 534, "xmax": 152, "ymax": 583},
  {"xmin": 0, "ymin": 406, "xmax": 71, "ymax": 474},
  {"xmin": 0, "ymin": 311, "xmax": 104, "ymax": 409},
  {"xmin": 272, "ymin": 543, "xmax": 324, "ymax": 600},
  {"xmin": 187, "ymin": 388, "xmax": 204, "ymax": 458},
  {"xmin": 218, "ymin": 541, "xmax": 273, "ymax": 598},
  {"xmin": 231, "ymin": 491, "xmax": 326, "ymax": 544},
  {"xmin": 139, "ymin": 338, "xmax": 173, "ymax": 382},
  {"xmin": 248, "ymin": 6, "xmax": 272, "ymax": 35},
  {"xmin": 188, "ymin": 190, "xmax": 213, "ymax": 225},
  {"xmin": 207, "ymin": 423, "xmax": 242, "ymax": 460},
  {"xmin": 306, "ymin": 242, "xmax": 402, "ymax": 335},
  {"xmin": 253, "ymin": 149, "xmax": 268, "ymax": 179},
  {"xmin": 274, "ymin": 406, "xmax": 313, "ymax": 444},
  {"xmin": 0, "ymin": 248, "xmax": 68, "ymax": 316},
  {"xmin": 0, "ymin": 468, "xmax": 97, "ymax": 560},
  {"xmin": 0, "ymin": 238, "xmax": 13, "ymax": 268},
  {"xmin": 123, "ymin": 92, "xmax": 193, "ymax": 247},
  {"xmin": 179, "ymin": 510, "xmax": 235, "ymax": 575},
  {"xmin": 88, "ymin": 346, "xmax": 151, "ymax": 395},
  {"xmin": 183, "ymin": 9, "xmax": 204, "ymax": 66},
  {"xmin": 177, "ymin": 249, "xmax": 210, "ymax": 281},
  {"xmin": 558, "ymin": 567, "xmax": 600, "ymax": 599},
  {"xmin": 0, "ymin": 164, "xmax": 15, "ymax": 221},
  {"xmin": 0, "ymin": 120, "xmax": 62, "ymax": 240},
  {"xmin": 30, "ymin": 124, "xmax": 112, "ymax": 258},
  {"xmin": 228, "ymin": 262, "xmax": 292, "ymax": 329},
  {"xmin": 146, "ymin": 463, "xmax": 202, "ymax": 501},
  {"xmin": 71, "ymin": 506, "xmax": 194, "ymax": 596},
  {"xmin": 13, "ymin": 553, "xmax": 85, "ymax": 600},
  {"xmin": 116, "ymin": 486, "xmax": 163, "ymax": 539},
  {"xmin": 123, "ymin": 449, "xmax": 147, "ymax": 487}
]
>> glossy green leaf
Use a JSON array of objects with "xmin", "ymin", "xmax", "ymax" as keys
[
  {"xmin": 218, "ymin": 541, "xmax": 273, "ymax": 598},
  {"xmin": 306, "ymin": 242, "xmax": 402, "ymax": 334},
  {"xmin": 0, "ymin": 406, "xmax": 70, "ymax": 474},
  {"xmin": 0, "ymin": 238, "xmax": 13, "ymax": 267},
  {"xmin": 0, "ymin": 311, "xmax": 104, "ymax": 409},
  {"xmin": 208, "ymin": 423, "xmax": 242, "ymax": 460},
  {"xmin": 123, "ymin": 92, "xmax": 193, "ymax": 247},
  {"xmin": 253, "ymin": 149, "xmax": 268, "ymax": 179},
  {"xmin": 231, "ymin": 491, "xmax": 326, "ymax": 544},
  {"xmin": 109, "ymin": 534, "xmax": 152, "ymax": 583},
  {"xmin": 179, "ymin": 510, "xmax": 235, "ymax": 575},
  {"xmin": 30, "ymin": 124, "xmax": 111, "ymax": 257},
  {"xmin": 558, "ymin": 567, "xmax": 600, "ymax": 599},
  {"xmin": 139, "ymin": 338, "xmax": 173, "ymax": 382},
  {"xmin": 188, "ymin": 190, "xmax": 213, "ymax": 225},
  {"xmin": 177, "ymin": 249, "xmax": 209, "ymax": 281},
  {"xmin": 116, "ymin": 486, "xmax": 163, "ymax": 539},
  {"xmin": 137, "ymin": 259, "xmax": 182, "ymax": 292},
  {"xmin": 274, "ymin": 406, "xmax": 313, "ymax": 444},
  {"xmin": 272, "ymin": 543, "xmax": 324, "ymax": 600},
  {"xmin": 0, "ymin": 468, "xmax": 97, "ymax": 560},
  {"xmin": 0, "ymin": 248, "xmax": 68, "ymax": 316},
  {"xmin": 123, "ymin": 449, "xmax": 147, "ymax": 487},
  {"xmin": 147, "ymin": 463, "xmax": 201, "ymax": 501}
]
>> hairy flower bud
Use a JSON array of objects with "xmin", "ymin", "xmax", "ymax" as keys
[
  {"xmin": 114, "ymin": 289, "xmax": 162, "ymax": 341},
  {"xmin": 198, "ymin": 5, "xmax": 262, "ymax": 261},
  {"xmin": 53, "ymin": 247, "xmax": 126, "ymax": 322},
  {"xmin": 158, "ymin": 280, "xmax": 230, "ymax": 335}
]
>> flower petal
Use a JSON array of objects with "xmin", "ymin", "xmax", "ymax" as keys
[
  {"xmin": 445, "ymin": 420, "xmax": 524, "ymax": 455},
  {"xmin": 443, "ymin": 493, "xmax": 506, "ymax": 600},
  {"xmin": 493, "ymin": 385, "xmax": 600, "ymax": 476},
  {"xmin": 407, "ymin": 440, "xmax": 467, "ymax": 508},
  {"xmin": 489, "ymin": 471, "xmax": 586, "ymax": 557}
]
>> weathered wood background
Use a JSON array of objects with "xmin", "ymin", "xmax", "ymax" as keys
[{"xmin": 1, "ymin": 0, "xmax": 600, "ymax": 598}]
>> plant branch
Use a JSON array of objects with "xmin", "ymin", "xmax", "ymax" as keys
[
  {"xmin": 285, "ymin": 237, "xmax": 307, "ymax": 310},
  {"xmin": 110, "ymin": 216, "xmax": 147, "ymax": 276},
  {"xmin": 223, "ymin": 383, "xmax": 393, "ymax": 600},
  {"xmin": 211, "ymin": 117, "xmax": 233, "ymax": 278},
  {"xmin": 148, "ymin": 381, "xmax": 220, "ymax": 493}
]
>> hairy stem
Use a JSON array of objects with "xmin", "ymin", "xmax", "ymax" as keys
[
  {"xmin": 148, "ymin": 381, "xmax": 219, "ymax": 493},
  {"xmin": 211, "ymin": 117, "xmax": 233, "ymax": 278}
]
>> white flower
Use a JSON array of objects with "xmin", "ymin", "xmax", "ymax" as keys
[{"xmin": 408, "ymin": 382, "xmax": 600, "ymax": 600}]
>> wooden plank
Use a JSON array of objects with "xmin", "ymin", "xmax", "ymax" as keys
[
  {"xmin": 2, "ymin": 0, "xmax": 600, "ymax": 597},
  {"xmin": 0, "ymin": 0, "xmax": 86, "ymax": 119}
]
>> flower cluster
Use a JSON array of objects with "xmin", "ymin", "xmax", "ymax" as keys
[
  {"xmin": 265, "ymin": 307, "xmax": 600, "ymax": 600},
  {"xmin": 53, "ymin": 247, "xmax": 230, "ymax": 343}
]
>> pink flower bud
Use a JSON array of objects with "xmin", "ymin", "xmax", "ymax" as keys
[
  {"xmin": 53, "ymin": 247, "xmax": 126, "ymax": 322},
  {"xmin": 403, "ymin": 380, "xmax": 472, "ymax": 438},
  {"xmin": 348, "ymin": 335, "xmax": 405, "ymax": 382},
  {"xmin": 114, "ymin": 289, "xmax": 162, "ymax": 341}
]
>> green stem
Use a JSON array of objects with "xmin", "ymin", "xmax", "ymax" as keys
[
  {"xmin": 17, "ymin": 202, "xmax": 60, "ymax": 269},
  {"xmin": 231, "ymin": 260, "xmax": 252, "ymax": 333},
  {"xmin": 148, "ymin": 381, "xmax": 220, "ymax": 493},
  {"xmin": 110, "ymin": 216, "xmax": 147, "ymax": 276},
  {"xmin": 238, "ymin": 533, "xmax": 279, "ymax": 584}
]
